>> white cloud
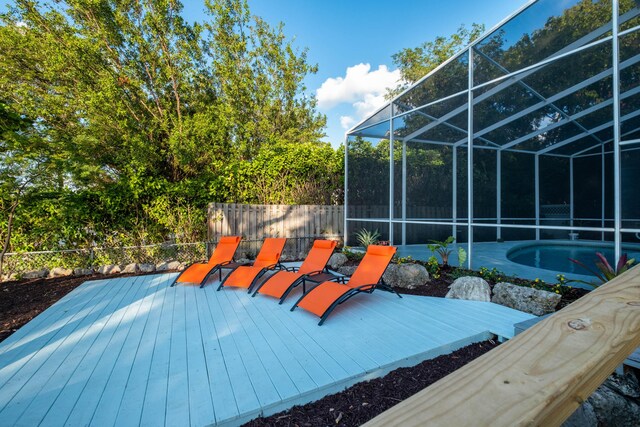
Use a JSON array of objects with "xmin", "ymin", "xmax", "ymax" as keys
[
  {"xmin": 340, "ymin": 116, "xmax": 355, "ymax": 129},
  {"xmin": 316, "ymin": 63, "xmax": 401, "ymax": 129}
]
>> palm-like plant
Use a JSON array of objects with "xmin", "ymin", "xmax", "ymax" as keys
[
  {"xmin": 355, "ymin": 228, "xmax": 381, "ymax": 248},
  {"xmin": 569, "ymin": 252, "xmax": 636, "ymax": 288},
  {"xmin": 427, "ymin": 236, "xmax": 456, "ymax": 265}
]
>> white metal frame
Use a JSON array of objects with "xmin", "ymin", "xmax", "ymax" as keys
[{"xmin": 344, "ymin": 0, "xmax": 640, "ymax": 263}]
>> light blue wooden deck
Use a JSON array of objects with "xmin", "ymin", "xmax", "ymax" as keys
[{"xmin": 0, "ymin": 270, "xmax": 534, "ymax": 427}]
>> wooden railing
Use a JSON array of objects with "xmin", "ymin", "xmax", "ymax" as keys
[{"xmin": 364, "ymin": 266, "xmax": 640, "ymax": 427}]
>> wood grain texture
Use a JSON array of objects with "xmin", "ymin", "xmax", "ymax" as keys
[{"xmin": 364, "ymin": 265, "xmax": 640, "ymax": 427}]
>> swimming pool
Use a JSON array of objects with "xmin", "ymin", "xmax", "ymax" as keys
[{"xmin": 507, "ymin": 243, "xmax": 640, "ymax": 277}]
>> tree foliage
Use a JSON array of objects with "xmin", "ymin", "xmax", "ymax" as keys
[{"xmin": 0, "ymin": 0, "xmax": 341, "ymax": 252}]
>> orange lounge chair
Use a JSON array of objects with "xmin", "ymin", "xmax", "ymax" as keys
[
  {"xmin": 291, "ymin": 245, "xmax": 401, "ymax": 325},
  {"xmin": 217, "ymin": 237, "xmax": 287, "ymax": 292},
  {"xmin": 251, "ymin": 239, "xmax": 337, "ymax": 303},
  {"xmin": 170, "ymin": 236, "xmax": 241, "ymax": 287}
]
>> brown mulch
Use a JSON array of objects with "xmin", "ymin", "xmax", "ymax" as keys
[{"xmin": 244, "ymin": 340, "xmax": 499, "ymax": 427}]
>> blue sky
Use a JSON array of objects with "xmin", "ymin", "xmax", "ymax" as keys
[
  {"xmin": 211, "ymin": 0, "xmax": 528, "ymax": 147},
  {"xmin": 3, "ymin": 0, "xmax": 526, "ymax": 147}
]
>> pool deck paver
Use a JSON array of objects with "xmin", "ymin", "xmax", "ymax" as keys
[{"xmin": 0, "ymin": 270, "xmax": 534, "ymax": 427}]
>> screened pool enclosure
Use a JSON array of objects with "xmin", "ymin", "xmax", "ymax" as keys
[{"xmin": 344, "ymin": 0, "xmax": 640, "ymax": 268}]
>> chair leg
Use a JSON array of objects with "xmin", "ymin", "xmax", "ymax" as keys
[{"xmin": 278, "ymin": 277, "xmax": 304, "ymax": 304}]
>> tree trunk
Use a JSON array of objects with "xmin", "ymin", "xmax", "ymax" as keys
[{"xmin": 0, "ymin": 200, "xmax": 18, "ymax": 277}]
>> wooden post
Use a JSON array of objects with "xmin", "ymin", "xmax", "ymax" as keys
[{"xmin": 363, "ymin": 266, "xmax": 640, "ymax": 427}]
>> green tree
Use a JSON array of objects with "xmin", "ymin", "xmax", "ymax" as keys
[
  {"xmin": 388, "ymin": 23, "xmax": 485, "ymax": 98},
  {"xmin": 0, "ymin": 0, "xmax": 336, "ymax": 252}
]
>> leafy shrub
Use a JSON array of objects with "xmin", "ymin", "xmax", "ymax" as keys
[
  {"xmin": 478, "ymin": 266, "xmax": 506, "ymax": 282},
  {"xmin": 342, "ymin": 246, "xmax": 365, "ymax": 262},
  {"xmin": 427, "ymin": 236, "xmax": 455, "ymax": 265},
  {"xmin": 355, "ymin": 229, "xmax": 380, "ymax": 248},
  {"xmin": 569, "ymin": 252, "xmax": 636, "ymax": 288},
  {"xmin": 425, "ymin": 255, "xmax": 441, "ymax": 279}
]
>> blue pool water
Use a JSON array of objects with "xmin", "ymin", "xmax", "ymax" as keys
[{"xmin": 507, "ymin": 244, "xmax": 640, "ymax": 276}]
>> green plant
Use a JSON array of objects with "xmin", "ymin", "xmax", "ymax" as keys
[
  {"xmin": 355, "ymin": 228, "xmax": 381, "ymax": 248},
  {"xmin": 425, "ymin": 255, "xmax": 441, "ymax": 279},
  {"xmin": 457, "ymin": 247, "xmax": 467, "ymax": 266},
  {"xmin": 569, "ymin": 252, "xmax": 636, "ymax": 288},
  {"xmin": 393, "ymin": 254, "xmax": 414, "ymax": 265},
  {"xmin": 427, "ymin": 236, "xmax": 456, "ymax": 265},
  {"xmin": 478, "ymin": 266, "xmax": 506, "ymax": 283},
  {"xmin": 342, "ymin": 246, "xmax": 364, "ymax": 262}
]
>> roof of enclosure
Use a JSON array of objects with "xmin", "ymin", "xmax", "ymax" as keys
[{"xmin": 347, "ymin": 0, "xmax": 640, "ymax": 157}]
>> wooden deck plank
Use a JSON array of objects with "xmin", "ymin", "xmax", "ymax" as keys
[
  {"xmin": 237, "ymin": 292, "xmax": 335, "ymax": 388},
  {"xmin": 194, "ymin": 281, "xmax": 239, "ymax": 423},
  {"xmin": 86, "ymin": 275, "xmax": 163, "ymax": 426},
  {"xmin": 164, "ymin": 275, "xmax": 192, "ymax": 427},
  {"xmin": 17, "ymin": 275, "xmax": 161, "ymax": 427},
  {"xmin": 226, "ymin": 289, "xmax": 318, "ymax": 392},
  {"xmin": 0, "ymin": 272, "xmax": 535, "ymax": 427},
  {"xmin": 214, "ymin": 288, "xmax": 284, "ymax": 408},
  {"xmin": 0, "ymin": 278, "xmax": 108, "ymax": 357},
  {"xmin": 0, "ymin": 276, "xmax": 133, "ymax": 419},
  {"xmin": 63, "ymin": 275, "xmax": 171, "ymax": 427},
  {"xmin": 139, "ymin": 276, "xmax": 177, "ymax": 427},
  {"xmin": 112, "ymin": 274, "xmax": 174, "ymax": 426},
  {"xmin": 203, "ymin": 280, "xmax": 261, "ymax": 417},
  {"xmin": 183, "ymin": 284, "xmax": 216, "ymax": 427},
  {"xmin": 0, "ymin": 277, "xmax": 118, "ymax": 385}
]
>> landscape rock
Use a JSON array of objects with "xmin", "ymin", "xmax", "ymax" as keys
[
  {"xmin": 337, "ymin": 265, "xmax": 356, "ymax": 277},
  {"xmin": 22, "ymin": 269, "xmax": 49, "ymax": 280},
  {"xmin": 328, "ymin": 253, "xmax": 348, "ymax": 270},
  {"xmin": 49, "ymin": 267, "xmax": 73, "ymax": 278},
  {"xmin": 122, "ymin": 263, "xmax": 140, "ymax": 274},
  {"xmin": 235, "ymin": 258, "xmax": 251, "ymax": 266},
  {"xmin": 603, "ymin": 371, "xmax": 640, "ymax": 399},
  {"xmin": 2, "ymin": 273, "xmax": 18, "ymax": 282},
  {"xmin": 588, "ymin": 374, "xmax": 640, "ymax": 426},
  {"xmin": 138, "ymin": 263, "xmax": 156, "ymax": 273},
  {"xmin": 155, "ymin": 261, "xmax": 171, "ymax": 271},
  {"xmin": 73, "ymin": 267, "xmax": 94, "ymax": 276},
  {"xmin": 492, "ymin": 282, "xmax": 561, "ymax": 315},
  {"xmin": 383, "ymin": 264, "xmax": 429, "ymax": 289},
  {"xmin": 445, "ymin": 276, "xmax": 490, "ymax": 302},
  {"xmin": 163, "ymin": 260, "xmax": 184, "ymax": 271},
  {"xmin": 563, "ymin": 401, "xmax": 597, "ymax": 427},
  {"xmin": 98, "ymin": 264, "xmax": 121, "ymax": 275},
  {"xmin": 563, "ymin": 373, "xmax": 640, "ymax": 427}
]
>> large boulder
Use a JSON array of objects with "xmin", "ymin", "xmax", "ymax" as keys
[
  {"xmin": 492, "ymin": 282, "xmax": 561, "ymax": 316},
  {"xmin": 49, "ymin": 267, "xmax": 73, "ymax": 278},
  {"xmin": 383, "ymin": 264, "xmax": 429, "ymax": 290},
  {"xmin": 588, "ymin": 373, "xmax": 640, "ymax": 426},
  {"xmin": 73, "ymin": 267, "xmax": 94, "ymax": 276},
  {"xmin": 138, "ymin": 263, "xmax": 156, "ymax": 273},
  {"xmin": 445, "ymin": 276, "xmax": 491, "ymax": 302},
  {"xmin": 328, "ymin": 253, "xmax": 348, "ymax": 270},
  {"xmin": 564, "ymin": 373, "xmax": 640, "ymax": 427},
  {"xmin": 98, "ymin": 264, "xmax": 121, "ymax": 275},
  {"xmin": 22, "ymin": 269, "xmax": 49, "ymax": 280},
  {"xmin": 122, "ymin": 263, "xmax": 140, "ymax": 274}
]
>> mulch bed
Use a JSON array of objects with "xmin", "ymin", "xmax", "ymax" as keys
[
  {"xmin": 393, "ymin": 265, "xmax": 590, "ymax": 308},
  {"xmin": 244, "ymin": 340, "xmax": 499, "ymax": 426}
]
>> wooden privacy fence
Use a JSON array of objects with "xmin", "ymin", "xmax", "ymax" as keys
[
  {"xmin": 364, "ymin": 265, "xmax": 640, "ymax": 427},
  {"xmin": 207, "ymin": 203, "xmax": 344, "ymax": 256}
]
